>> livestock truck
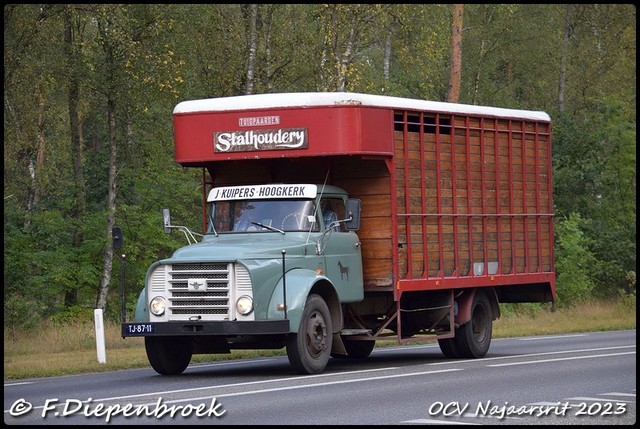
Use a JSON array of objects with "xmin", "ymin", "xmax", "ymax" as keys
[{"xmin": 119, "ymin": 92, "xmax": 556, "ymax": 375}]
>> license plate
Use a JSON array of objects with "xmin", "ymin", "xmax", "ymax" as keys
[{"xmin": 123, "ymin": 323, "xmax": 156, "ymax": 335}]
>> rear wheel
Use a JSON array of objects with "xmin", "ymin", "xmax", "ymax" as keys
[
  {"xmin": 438, "ymin": 337, "xmax": 460, "ymax": 358},
  {"xmin": 145, "ymin": 336, "xmax": 193, "ymax": 375},
  {"xmin": 286, "ymin": 294, "xmax": 333, "ymax": 374},
  {"xmin": 454, "ymin": 291, "xmax": 493, "ymax": 358}
]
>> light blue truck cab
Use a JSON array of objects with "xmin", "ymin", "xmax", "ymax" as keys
[{"xmin": 124, "ymin": 183, "xmax": 363, "ymax": 375}]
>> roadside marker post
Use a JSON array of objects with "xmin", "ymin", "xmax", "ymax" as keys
[{"xmin": 94, "ymin": 308, "xmax": 107, "ymax": 364}]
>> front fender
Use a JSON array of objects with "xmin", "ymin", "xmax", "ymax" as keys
[
  {"xmin": 133, "ymin": 289, "xmax": 148, "ymax": 322},
  {"xmin": 267, "ymin": 269, "xmax": 324, "ymax": 333},
  {"xmin": 132, "ymin": 260, "xmax": 163, "ymax": 323}
]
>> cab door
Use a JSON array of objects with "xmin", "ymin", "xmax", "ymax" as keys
[{"xmin": 320, "ymin": 198, "xmax": 363, "ymax": 302}]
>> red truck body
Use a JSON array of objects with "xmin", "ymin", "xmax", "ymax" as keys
[
  {"xmin": 174, "ymin": 92, "xmax": 555, "ymax": 303},
  {"xmin": 132, "ymin": 92, "xmax": 555, "ymax": 375}
]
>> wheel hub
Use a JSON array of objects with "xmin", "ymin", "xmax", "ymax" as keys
[{"xmin": 306, "ymin": 313, "xmax": 327, "ymax": 356}]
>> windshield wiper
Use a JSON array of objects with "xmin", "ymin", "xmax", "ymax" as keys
[{"xmin": 251, "ymin": 221, "xmax": 285, "ymax": 234}]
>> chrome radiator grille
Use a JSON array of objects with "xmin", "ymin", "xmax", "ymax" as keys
[{"xmin": 149, "ymin": 262, "xmax": 253, "ymax": 322}]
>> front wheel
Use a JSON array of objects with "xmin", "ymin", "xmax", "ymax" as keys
[
  {"xmin": 286, "ymin": 294, "xmax": 333, "ymax": 374},
  {"xmin": 454, "ymin": 291, "xmax": 493, "ymax": 358},
  {"xmin": 145, "ymin": 336, "xmax": 193, "ymax": 375}
]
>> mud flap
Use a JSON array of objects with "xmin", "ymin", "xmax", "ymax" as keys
[{"xmin": 331, "ymin": 333, "xmax": 348, "ymax": 356}]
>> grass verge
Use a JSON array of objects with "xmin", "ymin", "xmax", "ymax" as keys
[{"xmin": 4, "ymin": 298, "xmax": 635, "ymax": 381}]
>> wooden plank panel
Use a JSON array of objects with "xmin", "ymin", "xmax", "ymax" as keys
[{"xmin": 393, "ymin": 110, "xmax": 553, "ymax": 284}]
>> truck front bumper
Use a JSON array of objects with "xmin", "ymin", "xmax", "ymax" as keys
[{"xmin": 122, "ymin": 320, "xmax": 290, "ymax": 337}]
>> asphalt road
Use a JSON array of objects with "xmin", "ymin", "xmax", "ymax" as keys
[{"xmin": 4, "ymin": 330, "xmax": 636, "ymax": 425}]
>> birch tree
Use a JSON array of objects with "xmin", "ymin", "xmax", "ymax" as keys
[
  {"xmin": 94, "ymin": 7, "xmax": 120, "ymax": 310},
  {"xmin": 244, "ymin": 4, "xmax": 258, "ymax": 94}
]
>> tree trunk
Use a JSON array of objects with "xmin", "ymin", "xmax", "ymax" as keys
[
  {"xmin": 245, "ymin": 4, "xmax": 258, "ymax": 95},
  {"xmin": 446, "ymin": 4, "xmax": 463, "ymax": 103},
  {"xmin": 382, "ymin": 29, "xmax": 392, "ymax": 93},
  {"xmin": 558, "ymin": 4, "xmax": 574, "ymax": 112},
  {"xmin": 96, "ymin": 97, "xmax": 117, "ymax": 310},
  {"xmin": 26, "ymin": 93, "xmax": 45, "ymax": 227},
  {"xmin": 471, "ymin": 39, "xmax": 486, "ymax": 104},
  {"xmin": 336, "ymin": 7, "xmax": 358, "ymax": 92},
  {"xmin": 95, "ymin": 13, "xmax": 118, "ymax": 311},
  {"xmin": 264, "ymin": 5, "xmax": 275, "ymax": 92},
  {"xmin": 319, "ymin": 5, "xmax": 338, "ymax": 91},
  {"xmin": 64, "ymin": 5, "xmax": 86, "ymax": 307}
]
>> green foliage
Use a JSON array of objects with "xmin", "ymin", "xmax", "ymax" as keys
[
  {"xmin": 554, "ymin": 213, "xmax": 598, "ymax": 306},
  {"xmin": 4, "ymin": 295, "xmax": 43, "ymax": 334},
  {"xmin": 497, "ymin": 302, "xmax": 549, "ymax": 319},
  {"xmin": 618, "ymin": 283, "xmax": 636, "ymax": 313},
  {"xmin": 49, "ymin": 305, "xmax": 96, "ymax": 325},
  {"xmin": 624, "ymin": 271, "xmax": 636, "ymax": 296},
  {"xmin": 3, "ymin": 207, "xmax": 104, "ymax": 329},
  {"xmin": 553, "ymin": 100, "xmax": 636, "ymax": 297}
]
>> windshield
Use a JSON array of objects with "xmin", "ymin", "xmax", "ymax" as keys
[{"xmin": 208, "ymin": 199, "xmax": 319, "ymax": 233}]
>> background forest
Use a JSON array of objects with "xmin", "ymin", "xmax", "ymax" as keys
[{"xmin": 3, "ymin": 4, "xmax": 636, "ymax": 330}]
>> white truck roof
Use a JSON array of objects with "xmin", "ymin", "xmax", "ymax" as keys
[{"xmin": 173, "ymin": 92, "xmax": 550, "ymax": 122}]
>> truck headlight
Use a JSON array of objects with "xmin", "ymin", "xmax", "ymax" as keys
[
  {"xmin": 150, "ymin": 296, "xmax": 166, "ymax": 316},
  {"xmin": 236, "ymin": 295, "xmax": 254, "ymax": 315}
]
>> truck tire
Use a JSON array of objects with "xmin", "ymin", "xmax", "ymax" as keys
[
  {"xmin": 454, "ymin": 291, "xmax": 492, "ymax": 358},
  {"xmin": 437, "ymin": 337, "xmax": 460, "ymax": 358},
  {"xmin": 145, "ymin": 336, "xmax": 193, "ymax": 375},
  {"xmin": 286, "ymin": 294, "xmax": 333, "ymax": 374}
]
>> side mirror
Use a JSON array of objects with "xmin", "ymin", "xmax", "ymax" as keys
[
  {"xmin": 112, "ymin": 226, "xmax": 124, "ymax": 250},
  {"xmin": 344, "ymin": 198, "xmax": 361, "ymax": 231},
  {"xmin": 163, "ymin": 208, "xmax": 172, "ymax": 233}
]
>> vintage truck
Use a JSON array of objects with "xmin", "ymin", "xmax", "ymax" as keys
[{"xmin": 119, "ymin": 92, "xmax": 556, "ymax": 375}]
